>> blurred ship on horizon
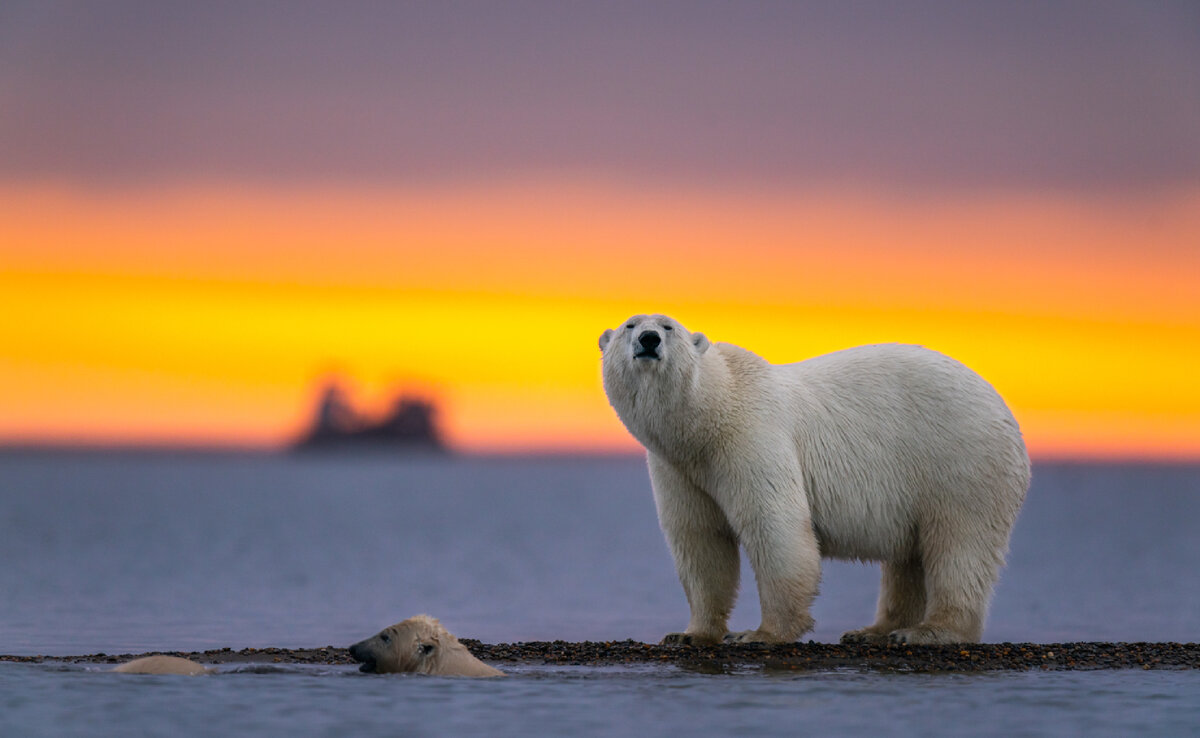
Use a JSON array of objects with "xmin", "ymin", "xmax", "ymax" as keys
[{"xmin": 293, "ymin": 380, "xmax": 446, "ymax": 453}]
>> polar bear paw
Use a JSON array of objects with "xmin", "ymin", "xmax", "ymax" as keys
[
  {"xmin": 723, "ymin": 629, "xmax": 792, "ymax": 644},
  {"xmin": 839, "ymin": 627, "xmax": 891, "ymax": 644},
  {"xmin": 887, "ymin": 625, "xmax": 969, "ymax": 645},
  {"xmin": 661, "ymin": 631, "xmax": 724, "ymax": 646}
]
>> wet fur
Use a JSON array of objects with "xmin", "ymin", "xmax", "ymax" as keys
[
  {"xmin": 112, "ymin": 655, "xmax": 210, "ymax": 675},
  {"xmin": 349, "ymin": 615, "xmax": 503, "ymax": 677}
]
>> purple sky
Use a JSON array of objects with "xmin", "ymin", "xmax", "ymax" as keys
[{"xmin": 2, "ymin": 0, "xmax": 1198, "ymax": 191}]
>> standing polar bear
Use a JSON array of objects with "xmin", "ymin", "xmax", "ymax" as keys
[{"xmin": 600, "ymin": 314, "xmax": 1029, "ymax": 645}]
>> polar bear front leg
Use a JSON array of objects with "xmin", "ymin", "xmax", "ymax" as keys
[
  {"xmin": 648, "ymin": 453, "xmax": 740, "ymax": 646},
  {"xmin": 723, "ymin": 474, "xmax": 821, "ymax": 644}
]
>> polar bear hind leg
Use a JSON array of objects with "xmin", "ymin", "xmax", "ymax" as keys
[
  {"xmin": 847, "ymin": 449, "xmax": 1024, "ymax": 645},
  {"xmin": 842, "ymin": 508, "xmax": 1006, "ymax": 645},
  {"xmin": 841, "ymin": 559, "xmax": 927, "ymax": 643},
  {"xmin": 890, "ymin": 519, "xmax": 1003, "ymax": 644}
]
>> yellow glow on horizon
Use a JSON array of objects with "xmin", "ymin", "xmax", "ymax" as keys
[{"xmin": 2, "ymin": 182, "xmax": 1198, "ymax": 457}]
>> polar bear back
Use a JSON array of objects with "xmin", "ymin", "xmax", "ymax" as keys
[{"xmin": 768, "ymin": 343, "xmax": 1028, "ymax": 561}]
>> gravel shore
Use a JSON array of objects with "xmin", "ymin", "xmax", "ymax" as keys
[{"xmin": 5, "ymin": 641, "xmax": 1199, "ymax": 672}]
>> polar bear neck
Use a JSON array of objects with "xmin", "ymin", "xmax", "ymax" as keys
[{"xmin": 619, "ymin": 344, "xmax": 763, "ymax": 464}]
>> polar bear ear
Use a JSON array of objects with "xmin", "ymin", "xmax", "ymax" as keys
[
  {"xmin": 599, "ymin": 328, "xmax": 614, "ymax": 351},
  {"xmin": 692, "ymin": 333, "xmax": 710, "ymax": 354}
]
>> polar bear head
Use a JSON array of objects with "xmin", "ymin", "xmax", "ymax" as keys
[
  {"xmin": 599, "ymin": 314, "xmax": 713, "ymax": 448},
  {"xmin": 348, "ymin": 615, "xmax": 503, "ymax": 677},
  {"xmin": 599, "ymin": 314, "xmax": 710, "ymax": 395},
  {"xmin": 599, "ymin": 313, "xmax": 709, "ymax": 372}
]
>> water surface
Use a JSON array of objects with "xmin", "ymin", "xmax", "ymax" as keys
[{"xmin": 2, "ymin": 452, "xmax": 1198, "ymax": 735}]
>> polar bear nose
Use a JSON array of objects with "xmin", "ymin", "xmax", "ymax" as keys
[{"xmin": 638, "ymin": 331, "xmax": 662, "ymax": 351}]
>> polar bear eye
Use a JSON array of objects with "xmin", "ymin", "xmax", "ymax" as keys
[
  {"xmin": 663, "ymin": 325, "xmax": 673, "ymax": 331},
  {"xmin": 418, "ymin": 643, "xmax": 435, "ymax": 656},
  {"xmin": 380, "ymin": 633, "xmax": 391, "ymax": 644},
  {"xmin": 625, "ymin": 324, "xmax": 635, "ymax": 330}
]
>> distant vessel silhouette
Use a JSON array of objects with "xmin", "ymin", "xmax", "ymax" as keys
[{"xmin": 293, "ymin": 381, "xmax": 446, "ymax": 453}]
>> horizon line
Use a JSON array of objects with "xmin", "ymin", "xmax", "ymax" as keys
[{"xmin": 2, "ymin": 440, "xmax": 1198, "ymax": 466}]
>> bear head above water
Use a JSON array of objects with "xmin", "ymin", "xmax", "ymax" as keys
[{"xmin": 348, "ymin": 615, "xmax": 503, "ymax": 677}]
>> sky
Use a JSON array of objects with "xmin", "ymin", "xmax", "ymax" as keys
[{"xmin": 2, "ymin": 1, "xmax": 1198, "ymax": 457}]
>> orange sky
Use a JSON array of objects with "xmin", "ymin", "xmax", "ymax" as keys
[{"xmin": 2, "ymin": 182, "xmax": 1198, "ymax": 458}]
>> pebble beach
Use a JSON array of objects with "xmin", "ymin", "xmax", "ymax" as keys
[{"xmin": 6, "ymin": 641, "xmax": 1199, "ymax": 673}]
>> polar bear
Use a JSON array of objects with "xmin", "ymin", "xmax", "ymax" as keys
[
  {"xmin": 600, "ymin": 314, "xmax": 1029, "ymax": 645},
  {"xmin": 112, "ymin": 655, "xmax": 211, "ymax": 675},
  {"xmin": 348, "ymin": 615, "xmax": 504, "ymax": 677}
]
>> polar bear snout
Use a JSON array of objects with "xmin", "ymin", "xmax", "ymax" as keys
[
  {"xmin": 348, "ymin": 639, "xmax": 379, "ymax": 673},
  {"xmin": 635, "ymin": 330, "xmax": 662, "ymax": 360}
]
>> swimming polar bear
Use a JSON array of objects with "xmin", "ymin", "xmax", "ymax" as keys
[
  {"xmin": 112, "ymin": 655, "xmax": 211, "ymax": 675},
  {"xmin": 600, "ymin": 314, "xmax": 1030, "ymax": 645},
  {"xmin": 349, "ymin": 615, "xmax": 504, "ymax": 677}
]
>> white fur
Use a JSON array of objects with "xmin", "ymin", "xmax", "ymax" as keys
[
  {"xmin": 600, "ymin": 314, "xmax": 1030, "ymax": 645},
  {"xmin": 349, "ymin": 615, "xmax": 504, "ymax": 677},
  {"xmin": 112, "ymin": 655, "xmax": 210, "ymax": 675}
]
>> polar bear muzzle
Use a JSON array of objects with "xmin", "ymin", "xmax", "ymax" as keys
[
  {"xmin": 347, "ymin": 639, "xmax": 381, "ymax": 673},
  {"xmin": 635, "ymin": 330, "xmax": 662, "ymax": 360}
]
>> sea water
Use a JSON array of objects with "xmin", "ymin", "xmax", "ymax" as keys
[{"xmin": 2, "ymin": 452, "xmax": 1198, "ymax": 736}]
